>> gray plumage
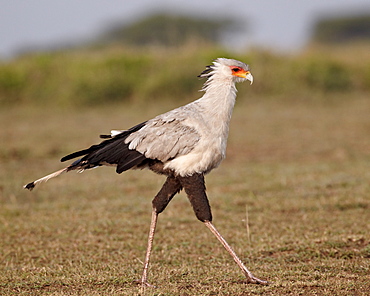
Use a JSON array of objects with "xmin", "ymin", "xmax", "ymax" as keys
[
  {"xmin": 126, "ymin": 110, "xmax": 201, "ymax": 165},
  {"xmin": 25, "ymin": 58, "xmax": 253, "ymax": 189},
  {"xmin": 125, "ymin": 58, "xmax": 253, "ymax": 176}
]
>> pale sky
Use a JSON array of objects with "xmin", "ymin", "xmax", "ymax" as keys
[{"xmin": 1, "ymin": 0, "xmax": 369, "ymax": 59}]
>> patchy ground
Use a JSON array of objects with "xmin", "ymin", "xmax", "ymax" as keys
[{"xmin": 1, "ymin": 94, "xmax": 369, "ymax": 295}]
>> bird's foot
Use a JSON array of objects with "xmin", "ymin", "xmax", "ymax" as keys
[
  {"xmin": 245, "ymin": 274, "xmax": 269, "ymax": 285},
  {"xmin": 136, "ymin": 280, "xmax": 156, "ymax": 295},
  {"xmin": 134, "ymin": 280, "xmax": 156, "ymax": 289}
]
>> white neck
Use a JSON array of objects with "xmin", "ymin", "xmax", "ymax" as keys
[{"xmin": 196, "ymin": 76, "xmax": 238, "ymax": 133}]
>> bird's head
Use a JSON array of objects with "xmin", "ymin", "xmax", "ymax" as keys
[{"xmin": 198, "ymin": 58, "xmax": 253, "ymax": 85}]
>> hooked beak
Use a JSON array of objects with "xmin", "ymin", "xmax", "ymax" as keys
[
  {"xmin": 235, "ymin": 70, "xmax": 253, "ymax": 85},
  {"xmin": 245, "ymin": 72, "xmax": 253, "ymax": 85}
]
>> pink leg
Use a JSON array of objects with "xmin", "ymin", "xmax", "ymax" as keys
[
  {"xmin": 204, "ymin": 221, "xmax": 268, "ymax": 285},
  {"xmin": 140, "ymin": 209, "xmax": 158, "ymax": 289}
]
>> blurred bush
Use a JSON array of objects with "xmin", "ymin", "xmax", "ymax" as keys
[
  {"xmin": 299, "ymin": 58, "xmax": 352, "ymax": 91},
  {"xmin": 312, "ymin": 14, "xmax": 370, "ymax": 44},
  {"xmin": 0, "ymin": 43, "xmax": 369, "ymax": 107},
  {"xmin": 0, "ymin": 64, "xmax": 27, "ymax": 104},
  {"xmin": 98, "ymin": 13, "xmax": 236, "ymax": 47}
]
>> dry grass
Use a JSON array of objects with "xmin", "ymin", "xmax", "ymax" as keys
[{"xmin": 0, "ymin": 92, "xmax": 369, "ymax": 295}]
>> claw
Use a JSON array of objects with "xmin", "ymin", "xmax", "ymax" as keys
[
  {"xmin": 134, "ymin": 280, "xmax": 156, "ymax": 287},
  {"xmin": 135, "ymin": 279, "xmax": 156, "ymax": 294},
  {"xmin": 245, "ymin": 274, "xmax": 269, "ymax": 285}
]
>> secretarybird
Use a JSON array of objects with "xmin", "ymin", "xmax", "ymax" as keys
[{"xmin": 24, "ymin": 58, "xmax": 268, "ymax": 286}]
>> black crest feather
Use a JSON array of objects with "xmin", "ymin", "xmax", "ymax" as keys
[{"xmin": 197, "ymin": 65, "xmax": 214, "ymax": 78}]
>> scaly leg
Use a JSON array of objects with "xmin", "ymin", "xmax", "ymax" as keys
[
  {"xmin": 140, "ymin": 208, "xmax": 158, "ymax": 288},
  {"xmin": 179, "ymin": 174, "xmax": 267, "ymax": 285},
  {"xmin": 139, "ymin": 176, "xmax": 182, "ymax": 290},
  {"xmin": 204, "ymin": 221, "xmax": 268, "ymax": 285}
]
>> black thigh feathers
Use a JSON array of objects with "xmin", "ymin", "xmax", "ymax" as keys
[{"xmin": 61, "ymin": 121, "xmax": 148, "ymax": 174}]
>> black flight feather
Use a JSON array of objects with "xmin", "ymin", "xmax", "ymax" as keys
[
  {"xmin": 61, "ymin": 121, "xmax": 146, "ymax": 162},
  {"xmin": 61, "ymin": 121, "xmax": 148, "ymax": 173}
]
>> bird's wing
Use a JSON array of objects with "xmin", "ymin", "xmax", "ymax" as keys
[
  {"xmin": 60, "ymin": 105, "xmax": 202, "ymax": 174},
  {"xmin": 125, "ymin": 108, "xmax": 201, "ymax": 162}
]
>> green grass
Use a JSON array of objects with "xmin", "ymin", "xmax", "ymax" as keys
[{"xmin": 1, "ymin": 90, "xmax": 369, "ymax": 295}]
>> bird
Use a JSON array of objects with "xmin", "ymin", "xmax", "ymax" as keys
[{"xmin": 24, "ymin": 58, "xmax": 268, "ymax": 286}]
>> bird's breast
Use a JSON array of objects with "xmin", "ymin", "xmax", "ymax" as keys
[{"xmin": 164, "ymin": 134, "xmax": 226, "ymax": 176}]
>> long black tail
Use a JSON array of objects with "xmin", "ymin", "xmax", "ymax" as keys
[{"xmin": 24, "ymin": 121, "xmax": 148, "ymax": 191}]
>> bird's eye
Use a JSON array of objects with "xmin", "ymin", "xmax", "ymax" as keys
[{"xmin": 232, "ymin": 67, "xmax": 240, "ymax": 72}]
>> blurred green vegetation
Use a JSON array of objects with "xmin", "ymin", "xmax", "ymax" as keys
[{"xmin": 0, "ymin": 42, "xmax": 369, "ymax": 107}]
